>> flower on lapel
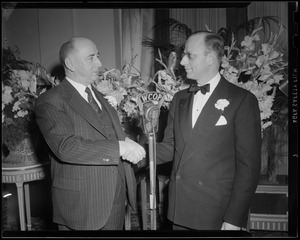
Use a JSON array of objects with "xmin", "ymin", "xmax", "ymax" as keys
[{"xmin": 215, "ymin": 99, "xmax": 230, "ymax": 111}]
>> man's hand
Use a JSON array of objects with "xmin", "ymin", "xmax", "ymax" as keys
[
  {"xmin": 119, "ymin": 138, "xmax": 146, "ymax": 164},
  {"xmin": 221, "ymin": 222, "xmax": 241, "ymax": 230}
]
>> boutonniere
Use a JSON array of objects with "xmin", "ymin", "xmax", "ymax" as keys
[{"xmin": 215, "ymin": 99, "xmax": 230, "ymax": 111}]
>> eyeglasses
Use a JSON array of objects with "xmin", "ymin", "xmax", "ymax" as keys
[
  {"xmin": 181, "ymin": 50, "xmax": 211, "ymax": 61},
  {"xmin": 181, "ymin": 52, "xmax": 193, "ymax": 61},
  {"xmin": 181, "ymin": 51, "xmax": 203, "ymax": 61}
]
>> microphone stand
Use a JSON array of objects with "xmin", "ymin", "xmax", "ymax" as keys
[
  {"xmin": 148, "ymin": 124, "xmax": 157, "ymax": 230},
  {"xmin": 137, "ymin": 93, "xmax": 164, "ymax": 230}
]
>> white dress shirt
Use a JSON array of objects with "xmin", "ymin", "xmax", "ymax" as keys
[
  {"xmin": 66, "ymin": 77, "xmax": 102, "ymax": 110},
  {"xmin": 192, "ymin": 73, "xmax": 221, "ymax": 128}
]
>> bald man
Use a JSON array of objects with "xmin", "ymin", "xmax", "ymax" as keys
[{"xmin": 35, "ymin": 37, "xmax": 145, "ymax": 230}]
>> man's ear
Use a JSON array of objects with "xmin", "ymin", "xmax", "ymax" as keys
[
  {"xmin": 207, "ymin": 52, "xmax": 215, "ymax": 66},
  {"xmin": 65, "ymin": 57, "xmax": 74, "ymax": 72}
]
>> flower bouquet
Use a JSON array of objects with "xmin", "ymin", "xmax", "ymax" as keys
[
  {"xmin": 94, "ymin": 51, "xmax": 187, "ymax": 139},
  {"xmin": 220, "ymin": 19, "xmax": 288, "ymax": 131},
  {"xmin": 2, "ymin": 47, "xmax": 59, "ymax": 167},
  {"xmin": 149, "ymin": 50, "xmax": 189, "ymax": 109}
]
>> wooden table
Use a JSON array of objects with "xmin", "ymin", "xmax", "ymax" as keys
[{"xmin": 2, "ymin": 163, "xmax": 49, "ymax": 231}]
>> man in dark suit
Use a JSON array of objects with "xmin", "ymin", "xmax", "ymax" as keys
[
  {"xmin": 156, "ymin": 31, "xmax": 262, "ymax": 230},
  {"xmin": 35, "ymin": 37, "xmax": 145, "ymax": 230}
]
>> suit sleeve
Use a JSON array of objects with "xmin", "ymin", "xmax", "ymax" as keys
[
  {"xmin": 224, "ymin": 91, "xmax": 262, "ymax": 227},
  {"xmin": 35, "ymin": 93, "xmax": 120, "ymax": 166},
  {"xmin": 156, "ymin": 94, "xmax": 177, "ymax": 165}
]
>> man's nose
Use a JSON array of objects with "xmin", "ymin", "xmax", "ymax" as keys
[
  {"xmin": 96, "ymin": 57, "xmax": 102, "ymax": 67},
  {"xmin": 180, "ymin": 56, "xmax": 187, "ymax": 66}
]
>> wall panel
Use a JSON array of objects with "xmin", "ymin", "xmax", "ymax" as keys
[
  {"xmin": 3, "ymin": 9, "xmax": 40, "ymax": 64},
  {"xmin": 73, "ymin": 9, "xmax": 117, "ymax": 70},
  {"xmin": 38, "ymin": 9, "xmax": 74, "ymax": 71},
  {"xmin": 2, "ymin": 8, "xmax": 119, "ymax": 74}
]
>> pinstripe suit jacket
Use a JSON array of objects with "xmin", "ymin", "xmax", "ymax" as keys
[{"xmin": 35, "ymin": 79, "xmax": 136, "ymax": 230}]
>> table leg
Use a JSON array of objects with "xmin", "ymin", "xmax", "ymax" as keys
[
  {"xmin": 24, "ymin": 183, "xmax": 32, "ymax": 230},
  {"xmin": 16, "ymin": 182, "xmax": 26, "ymax": 231}
]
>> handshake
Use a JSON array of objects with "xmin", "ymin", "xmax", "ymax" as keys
[{"xmin": 119, "ymin": 137, "xmax": 146, "ymax": 164}]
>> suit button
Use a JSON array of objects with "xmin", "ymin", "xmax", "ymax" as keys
[
  {"xmin": 176, "ymin": 175, "xmax": 180, "ymax": 180},
  {"xmin": 198, "ymin": 180, "xmax": 203, "ymax": 186}
]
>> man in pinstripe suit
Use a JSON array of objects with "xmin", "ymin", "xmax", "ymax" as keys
[{"xmin": 35, "ymin": 37, "xmax": 146, "ymax": 230}]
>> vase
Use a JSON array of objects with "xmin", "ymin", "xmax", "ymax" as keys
[{"xmin": 2, "ymin": 137, "xmax": 45, "ymax": 168}]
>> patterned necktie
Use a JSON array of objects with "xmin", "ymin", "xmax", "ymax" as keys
[
  {"xmin": 189, "ymin": 83, "xmax": 210, "ymax": 95},
  {"xmin": 85, "ymin": 87, "xmax": 101, "ymax": 113}
]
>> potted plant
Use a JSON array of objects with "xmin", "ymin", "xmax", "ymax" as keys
[{"xmin": 2, "ymin": 46, "xmax": 59, "ymax": 167}]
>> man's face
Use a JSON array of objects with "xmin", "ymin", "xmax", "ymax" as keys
[
  {"xmin": 70, "ymin": 39, "xmax": 102, "ymax": 85},
  {"xmin": 180, "ymin": 35, "xmax": 209, "ymax": 82}
]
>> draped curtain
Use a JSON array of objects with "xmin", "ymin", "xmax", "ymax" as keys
[
  {"xmin": 247, "ymin": 2, "xmax": 288, "ymax": 58},
  {"xmin": 121, "ymin": 9, "xmax": 155, "ymax": 83},
  {"xmin": 169, "ymin": 8, "xmax": 227, "ymax": 46}
]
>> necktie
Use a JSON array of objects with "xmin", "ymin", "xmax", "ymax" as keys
[
  {"xmin": 85, "ymin": 87, "xmax": 101, "ymax": 113},
  {"xmin": 189, "ymin": 83, "xmax": 210, "ymax": 95}
]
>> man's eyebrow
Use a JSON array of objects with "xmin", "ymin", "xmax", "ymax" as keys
[{"xmin": 88, "ymin": 51, "xmax": 99, "ymax": 57}]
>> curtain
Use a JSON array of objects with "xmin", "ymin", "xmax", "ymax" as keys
[
  {"xmin": 121, "ymin": 9, "xmax": 155, "ymax": 83},
  {"xmin": 247, "ymin": 2, "xmax": 288, "ymax": 57},
  {"xmin": 169, "ymin": 8, "xmax": 227, "ymax": 46}
]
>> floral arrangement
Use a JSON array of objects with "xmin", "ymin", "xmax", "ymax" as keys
[
  {"xmin": 94, "ymin": 51, "xmax": 188, "ymax": 123},
  {"xmin": 2, "ymin": 47, "xmax": 59, "ymax": 151},
  {"xmin": 220, "ymin": 19, "xmax": 288, "ymax": 130},
  {"xmin": 149, "ymin": 50, "xmax": 189, "ymax": 109},
  {"xmin": 93, "ymin": 57, "xmax": 148, "ymax": 122}
]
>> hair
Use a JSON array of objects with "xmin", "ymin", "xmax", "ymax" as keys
[
  {"xmin": 59, "ymin": 38, "xmax": 76, "ymax": 68},
  {"xmin": 190, "ymin": 30, "xmax": 225, "ymax": 63}
]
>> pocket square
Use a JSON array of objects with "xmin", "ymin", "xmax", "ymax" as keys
[{"xmin": 215, "ymin": 115, "xmax": 227, "ymax": 126}]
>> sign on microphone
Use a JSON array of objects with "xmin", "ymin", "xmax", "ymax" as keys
[
  {"xmin": 139, "ymin": 92, "xmax": 164, "ymax": 103},
  {"xmin": 137, "ymin": 92, "xmax": 164, "ymax": 134}
]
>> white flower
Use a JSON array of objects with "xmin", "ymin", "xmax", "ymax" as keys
[
  {"xmin": 12, "ymin": 101, "xmax": 21, "ymax": 112},
  {"xmin": 2, "ymin": 86, "xmax": 14, "ymax": 104},
  {"xmin": 215, "ymin": 99, "xmax": 230, "ymax": 111},
  {"xmin": 14, "ymin": 109, "xmax": 28, "ymax": 118},
  {"xmin": 95, "ymin": 80, "xmax": 113, "ymax": 95},
  {"xmin": 104, "ymin": 95, "xmax": 118, "ymax": 109}
]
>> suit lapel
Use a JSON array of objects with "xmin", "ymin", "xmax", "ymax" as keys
[
  {"xmin": 178, "ymin": 92, "xmax": 194, "ymax": 143},
  {"xmin": 61, "ymin": 79, "xmax": 109, "ymax": 139},
  {"xmin": 179, "ymin": 78, "xmax": 229, "ymax": 166},
  {"xmin": 92, "ymin": 86, "xmax": 126, "ymax": 140}
]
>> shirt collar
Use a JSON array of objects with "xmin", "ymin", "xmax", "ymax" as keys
[
  {"xmin": 196, "ymin": 73, "xmax": 220, "ymax": 96},
  {"xmin": 205, "ymin": 72, "xmax": 221, "ymax": 93},
  {"xmin": 66, "ymin": 77, "xmax": 91, "ymax": 98}
]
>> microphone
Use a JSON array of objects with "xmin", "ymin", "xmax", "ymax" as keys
[
  {"xmin": 137, "ymin": 92, "xmax": 165, "ymax": 135},
  {"xmin": 137, "ymin": 92, "xmax": 164, "ymax": 230}
]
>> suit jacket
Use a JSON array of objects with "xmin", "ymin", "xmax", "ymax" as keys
[
  {"xmin": 35, "ymin": 79, "xmax": 136, "ymax": 230},
  {"xmin": 156, "ymin": 77, "xmax": 262, "ymax": 229}
]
